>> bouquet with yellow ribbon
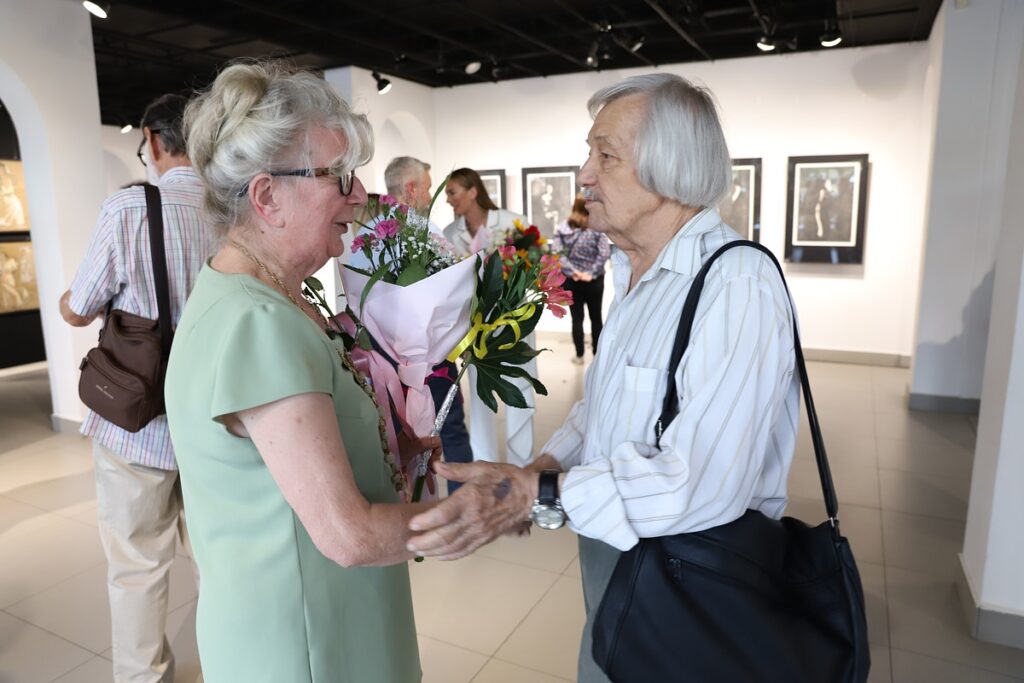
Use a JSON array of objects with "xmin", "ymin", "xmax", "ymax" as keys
[{"xmin": 403, "ymin": 223, "xmax": 573, "ymax": 501}]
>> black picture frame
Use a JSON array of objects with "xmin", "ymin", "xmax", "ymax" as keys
[
  {"xmin": 476, "ymin": 169, "xmax": 507, "ymax": 209},
  {"xmin": 785, "ymin": 154, "xmax": 869, "ymax": 264},
  {"xmin": 521, "ymin": 166, "xmax": 578, "ymax": 238},
  {"xmin": 718, "ymin": 158, "xmax": 762, "ymax": 242}
]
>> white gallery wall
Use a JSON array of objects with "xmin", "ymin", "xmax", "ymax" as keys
[
  {"xmin": 101, "ymin": 124, "xmax": 146, "ymax": 195},
  {"xmin": 910, "ymin": 0, "xmax": 1024, "ymax": 410},
  {"xmin": 0, "ymin": 0, "xmax": 109, "ymax": 427},
  {"xmin": 343, "ymin": 43, "xmax": 933, "ymax": 351}
]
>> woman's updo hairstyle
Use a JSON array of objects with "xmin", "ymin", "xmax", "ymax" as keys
[{"xmin": 185, "ymin": 60, "xmax": 374, "ymax": 232}]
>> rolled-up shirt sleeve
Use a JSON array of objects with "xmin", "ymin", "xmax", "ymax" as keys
[
  {"xmin": 559, "ymin": 272, "xmax": 796, "ymax": 551},
  {"xmin": 68, "ymin": 202, "xmax": 126, "ymax": 319},
  {"xmin": 542, "ymin": 396, "xmax": 587, "ymax": 469}
]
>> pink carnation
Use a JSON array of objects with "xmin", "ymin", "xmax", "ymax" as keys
[
  {"xmin": 379, "ymin": 194, "xmax": 398, "ymax": 207},
  {"xmin": 374, "ymin": 219, "xmax": 400, "ymax": 239},
  {"xmin": 498, "ymin": 245, "xmax": 517, "ymax": 262},
  {"xmin": 351, "ymin": 235, "xmax": 367, "ymax": 252}
]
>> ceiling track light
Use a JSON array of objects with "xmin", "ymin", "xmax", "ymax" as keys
[
  {"xmin": 629, "ymin": 35, "xmax": 646, "ymax": 53},
  {"xmin": 820, "ymin": 20, "xmax": 842, "ymax": 47},
  {"xmin": 120, "ymin": 124, "xmax": 133, "ymax": 134},
  {"xmin": 372, "ymin": 71, "xmax": 392, "ymax": 95},
  {"xmin": 82, "ymin": 1, "xmax": 110, "ymax": 19},
  {"xmin": 586, "ymin": 40, "xmax": 600, "ymax": 67},
  {"xmin": 756, "ymin": 35, "xmax": 775, "ymax": 52},
  {"xmin": 464, "ymin": 61, "xmax": 482, "ymax": 75}
]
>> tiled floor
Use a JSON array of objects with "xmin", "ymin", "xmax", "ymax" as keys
[{"xmin": 1, "ymin": 334, "xmax": 1023, "ymax": 682}]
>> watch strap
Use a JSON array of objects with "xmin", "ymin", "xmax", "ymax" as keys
[{"xmin": 537, "ymin": 470, "xmax": 560, "ymax": 505}]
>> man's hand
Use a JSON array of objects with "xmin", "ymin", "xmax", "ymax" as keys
[
  {"xmin": 407, "ymin": 461, "xmax": 537, "ymax": 560},
  {"xmin": 59, "ymin": 290, "xmax": 96, "ymax": 327},
  {"xmin": 525, "ymin": 453, "xmax": 562, "ymax": 473}
]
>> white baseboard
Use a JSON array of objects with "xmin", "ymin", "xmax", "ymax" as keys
[
  {"xmin": 956, "ymin": 553, "xmax": 1024, "ymax": 650},
  {"xmin": 51, "ymin": 415, "xmax": 82, "ymax": 434},
  {"xmin": 909, "ymin": 393, "xmax": 981, "ymax": 415},
  {"xmin": 0, "ymin": 361, "xmax": 47, "ymax": 379}
]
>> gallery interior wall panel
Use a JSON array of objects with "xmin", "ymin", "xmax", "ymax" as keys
[{"xmin": 427, "ymin": 43, "xmax": 933, "ymax": 351}]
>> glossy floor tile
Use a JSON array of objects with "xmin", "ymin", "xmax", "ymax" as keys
[{"xmin": 1, "ymin": 347, "xmax": 1022, "ymax": 682}]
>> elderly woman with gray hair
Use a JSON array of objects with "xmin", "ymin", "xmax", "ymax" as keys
[
  {"xmin": 164, "ymin": 62, "xmax": 440, "ymax": 682},
  {"xmin": 407, "ymin": 73, "xmax": 800, "ymax": 681}
]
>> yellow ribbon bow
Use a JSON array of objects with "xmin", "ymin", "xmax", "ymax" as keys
[{"xmin": 447, "ymin": 303, "xmax": 537, "ymax": 362}]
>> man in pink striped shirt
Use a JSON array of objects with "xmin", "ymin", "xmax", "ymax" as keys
[{"xmin": 60, "ymin": 93, "xmax": 215, "ymax": 683}]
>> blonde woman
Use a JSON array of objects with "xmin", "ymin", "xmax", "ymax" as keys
[{"xmin": 165, "ymin": 62, "xmax": 439, "ymax": 682}]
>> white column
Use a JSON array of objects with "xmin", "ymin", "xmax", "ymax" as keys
[
  {"xmin": 0, "ymin": 0, "xmax": 109, "ymax": 429},
  {"xmin": 956, "ymin": 3, "xmax": 1024, "ymax": 648},
  {"xmin": 909, "ymin": 0, "xmax": 1024, "ymax": 412}
]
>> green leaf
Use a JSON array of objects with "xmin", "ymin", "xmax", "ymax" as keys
[
  {"xmin": 480, "ymin": 340, "xmax": 547, "ymax": 366},
  {"xmin": 304, "ymin": 276, "xmax": 325, "ymax": 296},
  {"xmin": 395, "ymin": 260, "xmax": 428, "ymax": 286},
  {"xmin": 355, "ymin": 327, "xmax": 374, "ymax": 350},
  {"xmin": 473, "ymin": 363, "xmax": 527, "ymax": 411},
  {"xmin": 358, "ymin": 266, "xmax": 390, "ymax": 313},
  {"xmin": 479, "ymin": 252, "xmax": 505, "ymax": 319},
  {"xmin": 471, "ymin": 359, "xmax": 550, "ymax": 412}
]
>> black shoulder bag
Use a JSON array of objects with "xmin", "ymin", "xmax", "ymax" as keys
[
  {"xmin": 591, "ymin": 240, "xmax": 870, "ymax": 683},
  {"xmin": 78, "ymin": 185, "xmax": 174, "ymax": 432}
]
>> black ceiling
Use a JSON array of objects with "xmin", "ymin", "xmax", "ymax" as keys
[{"xmin": 91, "ymin": 0, "xmax": 942, "ymax": 127}]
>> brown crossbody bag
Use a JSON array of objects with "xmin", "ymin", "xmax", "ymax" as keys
[{"xmin": 78, "ymin": 185, "xmax": 173, "ymax": 432}]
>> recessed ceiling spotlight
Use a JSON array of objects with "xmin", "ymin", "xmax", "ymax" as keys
[
  {"xmin": 756, "ymin": 35, "xmax": 776, "ymax": 52},
  {"xmin": 120, "ymin": 124, "xmax": 133, "ymax": 134},
  {"xmin": 465, "ymin": 61, "xmax": 482, "ymax": 75},
  {"xmin": 372, "ymin": 71, "xmax": 392, "ymax": 95},
  {"xmin": 820, "ymin": 24, "xmax": 842, "ymax": 47},
  {"xmin": 82, "ymin": 1, "xmax": 110, "ymax": 19}
]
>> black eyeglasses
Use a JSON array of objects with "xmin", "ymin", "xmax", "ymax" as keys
[
  {"xmin": 136, "ymin": 129, "xmax": 162, "ymax": 167},
  {"xmin": 272, "ymin": 168, "xmax": 356, "ymax": 195},
  {"xmin": 237, "ymin": 167, "xmax": 356, "ymax": 197}
]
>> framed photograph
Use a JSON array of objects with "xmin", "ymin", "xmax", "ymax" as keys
[
  {"xmin": 522, "ymin": 166, "xmax": 578, "ymax": 238},
  {"xmin": 0, "ymin": 239, "xmax": 39, "ymax": 314},
  {"xmin": 718, "ymin": 158, "xmax": 761, "ymax": 242},
  {"xmin": 0, "ymin": 160, "xmax": 30, "ymax": 233},
  {"xmin": 785, "ymin": 154, "xmax": 869, "ymax": 264},
  {"xmin": 477, "ymin": 169, "xmax": 507, "ymax": 209}
]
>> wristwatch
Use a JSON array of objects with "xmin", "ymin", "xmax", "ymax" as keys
[{"xmin": 530, "ymin": 470, "xmax": 567, "ymax": 530}]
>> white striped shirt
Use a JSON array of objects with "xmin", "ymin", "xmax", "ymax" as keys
[
  {"xmin": 542, "ymin": 208, "xmax": 799, "ymax": 551},
  {"xmin": 69, "ymin": 168, "xmax": 216, "ymax": 470}
]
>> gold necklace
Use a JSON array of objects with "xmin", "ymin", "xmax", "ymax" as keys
[{"xmin": 228, "ymin": 239, "xmax": 407, "ymax": 496}]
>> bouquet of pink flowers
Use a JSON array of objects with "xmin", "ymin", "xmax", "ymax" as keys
[{"xmin": 304, "ymin": 186, "xmax": 573, "ymax": 504}]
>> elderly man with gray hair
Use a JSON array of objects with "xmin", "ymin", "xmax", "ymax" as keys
[{"xmin": 407, "ymin": 73, "xmax": 800, "ymax": 681}]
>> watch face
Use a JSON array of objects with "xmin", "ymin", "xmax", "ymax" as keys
[{"xmin": 531, "ymin": 504, "xmax": 566, "ymax": 530}]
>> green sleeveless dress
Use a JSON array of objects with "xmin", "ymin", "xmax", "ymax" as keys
[{"xmin": 165, "ymin": 263, "xmax": 420, "ymax": 683}]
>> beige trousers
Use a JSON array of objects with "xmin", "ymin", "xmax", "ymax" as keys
[{"xmin": 93, "ymin": 441, "xmax": 196, "ymax": 683}]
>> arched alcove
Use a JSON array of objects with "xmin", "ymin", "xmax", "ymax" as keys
[{"xmin": 0, "ymin": 98, "xmax": 46, "ymax": 370}]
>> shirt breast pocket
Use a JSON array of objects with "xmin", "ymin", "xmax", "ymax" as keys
[{"xmin": 618, "ymin": 364, "xmax": 669, "ymax": 447}]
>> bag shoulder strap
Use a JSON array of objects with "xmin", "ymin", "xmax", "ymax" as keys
[
  {"xmin": 656, "ymin": 239, "xmax": 840, "ymax": 525},
  {"xmin": 143, "ymin": 184, "xmax": 173, "ymax": 361}
]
